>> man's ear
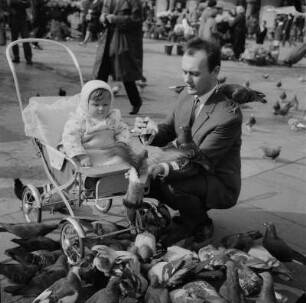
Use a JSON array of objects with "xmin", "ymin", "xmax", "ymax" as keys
[{"xmin": 212, "ymin": 65, "xmax": 220, "ymax": 79}]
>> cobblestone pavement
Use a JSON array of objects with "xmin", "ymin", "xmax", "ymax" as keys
[{"xmin": 0, "ymin": 37, "xmax": 306, "ymax": 301}]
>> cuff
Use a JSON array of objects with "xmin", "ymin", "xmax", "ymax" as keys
[{"xmin": 159, "ymin": 163, "xmax": 170, "ymax": 177}]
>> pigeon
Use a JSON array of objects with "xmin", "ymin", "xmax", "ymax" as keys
[
  {"xmin": 169, "ymin": 85, "xmax": 187, "ymax": 94},
  {"xmin": 58, "ymin": 87, "xmax": 66, "ymax": 96},
  {"xmin": 218, "ymin": 84, "xmax": 267, "ymax": 104},
  {"xmin": 260, "ymin": 146, "xmax": 281, "ymax": 160},
  {"xmin": 11, "ymin": 236, "xmax": 60, "ymax": 252},
  {"xmin": 256, "ymin": 272, "xmax": 277, "ymax": 303},
  {"xmin": 245, "ymin": 114, "xmax": 256, "ymax": 131},
  {"xmin": 277, "ymin": 102, "xmax": 293, "ymax": 119},
  {"xmin": 32, "ymin": 266, "xmax": 82, "ymax": 303},
  {"xmin": 0, "ymin": 262, "xmax": 39, "ymax": 284},
  {"xmin": 273, "ymin": 101, "xmax": 281, "ymax": 115},
  {"xmin": 262, "ymin": 222, "xmax": 306, "ymax": 265},
  {"xmin": 4, "ymin": 254, "xmax": 69, "ymax": 297},
  {"xmin": 219, "ymin": 261, "xmax": 245, "ymax": 303},
  {"xmin": 144, "ymin": 275, "xmax": 171, "ymax": 303},
  {"xmin": 85, "ymin": 276, "xmax": 122, "ymax": 303},
  {"xmin": 244, "ymin": 80, "xmax": 250, "ymax": 88},
  {"xmin": 276, "ymin": 81, "xmax": 282, "ymax": 87},
  {"xmin": 7, "ymin": 249, "xmax": 63, "ymax": 269},
  {"xmin": 220, "ymin": 230, "xmax": 263, "ymax": 251},
  {"xmin": 0, "ymin": 222, "xmax": 58, "ymax": 238},
  {"xmin": 289, "ymin": 95, "xmax": 299, "ymax": 110},
  {"xmin": 14, "ymin": 178, "xmax": 26, "ymax": 200},
  {"xmin": 298, "ymin": 76, "xmax": 305, "ymax": 83},
  {"xmin": 263, "ymin": 74, "xmax": 269, "ymax": 79},
  {"xmin": 217, "ymin": 75, "xmax": 227, "ymax": 84}
]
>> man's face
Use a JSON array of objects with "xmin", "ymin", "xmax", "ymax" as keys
[{"xmin": 182, "ymin": 51, "xmax": 219, "ymax": 97}]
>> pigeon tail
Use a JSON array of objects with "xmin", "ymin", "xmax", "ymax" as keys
[{"xmin": 14, "ymin": 178, "xmax": 26, "ymax": 200}]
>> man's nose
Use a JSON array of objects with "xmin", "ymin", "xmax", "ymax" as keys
[
  {"xmin": 98, "ymin": 106, "xmax": 103, "ymax": 111},
  {"xmin": 184, "ymin": 73, "xmax": 192, "ymax": 83}
]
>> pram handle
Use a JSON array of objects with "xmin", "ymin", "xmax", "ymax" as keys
[{"xmin": 5, "ymin": 38, "xmax": 84, "ymax": 111}]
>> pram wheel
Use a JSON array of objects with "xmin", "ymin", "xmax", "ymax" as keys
[
  {"xmin": 95, "ymin": 198, "xmax": 112, "ymax": 213},
  {"xmin": 22, "ymin": 185, "xmax": 42, "ymax": 223},
  {"xmin": 60, "ymin": 220, "xmax": 85, "ymax": 265}
]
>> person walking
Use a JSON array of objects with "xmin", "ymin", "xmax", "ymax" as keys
[
  {"xmin": 8, "ymin": 0, "xmax": 33, "ymax": 64},
  {"xmin": 133, "ymin": 38, "xmax": 242, "ymax": 249},
  {"xmin": 92, "ymin": 0, "xmax": 144, "ymax": 115},
  {"xmin": 256, "ymin": 20, "xmax": 267, "ymax": 44},
  {"xmin": 231, "ymin": 5, "xmax": 247, "ymax": 60}
]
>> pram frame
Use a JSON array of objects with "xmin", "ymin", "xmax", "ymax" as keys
[{"xmin": 6, "ymin": 38, "xmax": 156, "ymax": 264}]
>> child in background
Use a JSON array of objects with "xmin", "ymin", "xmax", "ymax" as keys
[{"xmin": 62, "ymin": 80, "xmax": 135, "ymax": 167}]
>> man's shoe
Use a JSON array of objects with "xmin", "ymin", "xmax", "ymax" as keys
[
  {"xmin": 186, "ymin": 219, "xmax": 214, "ymax": 251},
  {"xmin": 129, "ymin": 104, "xmax": 141, "ymax": 115},
  {"xmin": 26, "ymin": 60, "xmax": 33, "ymax": 65},
  {"xmin": 12, "ymin": 58, "xmax": 20, "ymax": 63}
]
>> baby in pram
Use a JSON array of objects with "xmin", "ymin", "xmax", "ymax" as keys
[{"xmin": 61, "ymin": 80, "xmax": 139, "ymax": 169}]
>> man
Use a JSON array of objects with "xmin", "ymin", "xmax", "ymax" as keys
[
  {"xmin": 92, "ymin": 0, "xmax": 144, "ymax": 115},
  {"xmin": 134, "ymin": 38, "xmax": 242, "ymax": 249},
  {"xmin": 8, "ymin": 0, "xmax": 33, "ymax": 64}
]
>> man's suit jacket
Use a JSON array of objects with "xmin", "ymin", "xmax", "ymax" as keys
[{"xmin": 151, "ymin": 89, "xmax": 243, "ymax": 210}]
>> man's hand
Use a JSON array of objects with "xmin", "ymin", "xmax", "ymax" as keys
[
  {"xmin": 133, "ymin": 117, "xmax": 158, "ymax": 135},
  {"xmin": 78, "ymin": 155, "xmax": 92, "ymax": 167},
  {"xmin": 100, "ymin": 13, "xmax": 108, "ymax": 26},
  {"xmin": 148, "ymin": 164, "xmax": 165, "ymax": 179},
  {"xmin": 105, "ymin": 14, "xmax": 116, "ymax": 24}
]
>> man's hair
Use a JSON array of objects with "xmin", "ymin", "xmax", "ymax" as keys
[{"xmin": 185, "ymin": 38, "xmax": 221, "ymax": 72}]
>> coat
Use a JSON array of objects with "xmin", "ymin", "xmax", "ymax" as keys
[
  {"xmin": 150, "ymin": 90, "xmax": 243, "ymax": 210},
  {"xmin": 92, "ymin": 0, "xmax": 143, "ymax": 82}
]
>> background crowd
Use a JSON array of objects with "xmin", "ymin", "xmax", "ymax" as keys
[{"xmin": 0, "ymin": 0, "xmax": 305, "ymax": 52}]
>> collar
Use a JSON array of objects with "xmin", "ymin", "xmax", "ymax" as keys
[{"xmin": 196, "ymin": 85, "xmax": 217, "ymax": 106}]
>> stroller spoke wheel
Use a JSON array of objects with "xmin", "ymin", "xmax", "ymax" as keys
[
  {"xmin": 22, "ymin": 186, "xmax": 42, "ymax": 223},
  {"xmin": 60, "ymin": 221, "xmax": 84, "ymax": 265}
]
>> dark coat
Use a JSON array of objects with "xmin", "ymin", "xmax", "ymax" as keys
[
  {"xmin": 231, "ymin": 13, "xmax": 247, "ymax": 57},
  {"xmin": 150, "ymin": 90, "xmax": 243, "ymax": 210},
  {"xmin": 92, "ymin": 0, "xmax": 143, "ymax": 82}
]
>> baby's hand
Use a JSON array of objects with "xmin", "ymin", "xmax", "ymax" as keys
[{"xmin": 78, "ymin": 155, "xmax": 92, "ymax": 167}]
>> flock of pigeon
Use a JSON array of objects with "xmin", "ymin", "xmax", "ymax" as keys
[{"xmin": 1, "ymin": 220, "xmax": 305, "ymax": 302}]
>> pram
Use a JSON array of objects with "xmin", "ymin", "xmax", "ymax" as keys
[{"xmin": 6, "ymin": 38, "xmax": 170, "ymax": 264}]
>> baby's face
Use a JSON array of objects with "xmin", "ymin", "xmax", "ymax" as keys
[{"xmin": 88, "ymin": 90, "xmax": 111, "ymax": 119}]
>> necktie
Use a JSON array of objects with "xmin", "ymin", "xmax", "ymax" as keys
[{"xmin": 190, "ymin": 97, "xmax": 200, "ymax": 126}]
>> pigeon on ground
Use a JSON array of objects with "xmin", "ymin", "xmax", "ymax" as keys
[
  {"xmin": 289, "ymin": 95, "xmax": 299, "ymax": 110},
  {"xmin": 263, "ymin": 222, "xmax": 306, "ymax": 265},
  {"xmin": 218, "ymin": 84, "xmax": 267, "ymax": 104},
  {"xmin": 220, "ymin": 230, "xmax": 263, "ymax": 251},
  {"xmin": 32, "ymin": 266, "xmax": 82, "ymax": 303},
  {"xmin": 273, "ymin": 101, "xmax": 281, "ymax": 115},
  {"xmin": 276, "ymin": 102, "xmax": 293, "ymax": 119},
  {"xmin": 144, "ymin": 275, "xmax": 171, "ymax": 303},
  {"xmin": 263, "ymin": 74, "xmax": 269, "ymax": 79},
  {"xmin": 4, "ymin": 255, "xmax": 69, "ymax": 297},
  {"xmin": 260, "ymin": 146, "xmax": 281, "ymax": 160},
  {"xmin": 7, "ymin": 248, "xmax": 63, "ymax": 269},
  {"xmin": 245, "ymin": 114, "xmax": 256, "ymax": 131},
  {"xmin": 217, "ymin": 75, "xmax": 227, "ymax": 84},
  {"xmin": 0, "ymin": 262, "xmax": 39, "ymax": 284},
  {"xmin": 169, "ymin": 85, "xmax": 186, "ymax": 94},
  {"xmin": 58, "ymin": 87, "xmax": 66, "ymax": 96},
  {"xmin": 0, "ymin": 222, "xmax": 58, "ymax": 238},
  {"xmin": 219, "ymin": 261, "xmax": 245, "ymax": 303},
  {"xmin": 256, "ymin": 272, "xmax": 277, "ymax": 303},
  {"xmin": 14, "ymin": 178, "xmax": 26, "ymax": 200},
  {"xmin": 244, "ymin": 80, "xmax": 250, "ymax": 88},
  {"xmin": 276, "ymin": 81, "xmax": 282, "ymax": 87},
  {"xmin": 12, "ymin": 236, "xmax": 60, "ymax": 252},
  {"xmin": 85, "ymin": 276, "xmax": 122, "ymax": 303}
]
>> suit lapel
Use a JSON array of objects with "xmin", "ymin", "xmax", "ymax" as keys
[{"xmin": 192, "ymin": 92, "xmax": 218, "ymax": 136}]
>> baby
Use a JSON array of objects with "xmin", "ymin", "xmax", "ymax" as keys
[{"xmin": 62, "ymin": 80, "xmax": 134, "ymax": 167}]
